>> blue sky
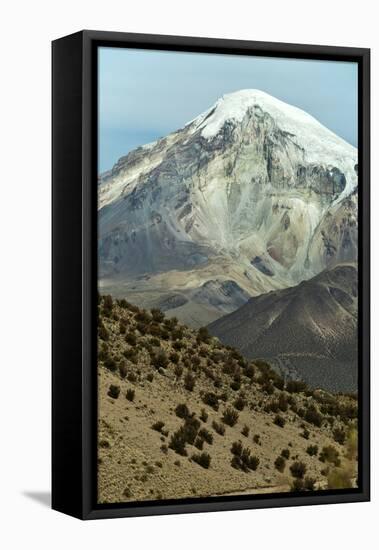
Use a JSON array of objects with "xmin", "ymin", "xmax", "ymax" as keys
[{"xmin": 98, "ymin": 47, "xmax": 358, "ymax": 173}]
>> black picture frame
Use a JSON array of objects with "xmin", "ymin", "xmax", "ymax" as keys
[{"xmin": 52, "ymin": 30, "xmax": 370, "ymax": 520}]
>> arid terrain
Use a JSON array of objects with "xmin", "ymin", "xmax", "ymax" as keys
[{"xmin": 97, "ymin": 295, "xmax": 358, "ymax": 504}]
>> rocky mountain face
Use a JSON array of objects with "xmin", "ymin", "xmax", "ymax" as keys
[
  {"xmin": 208, "ymin": 264, "xmax": 358, "ymax": 392},
  {"xmin": 98, "ymin": 90, "xmax": 357, "ymax": 326}
]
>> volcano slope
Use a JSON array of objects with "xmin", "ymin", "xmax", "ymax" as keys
[
  {"xmin": 208, "ymin": 264, "xmax": 358, "ymax": 393},
  {"xmin": 97, "ymin": 295, "xmax": 358, "ymax": 504}
]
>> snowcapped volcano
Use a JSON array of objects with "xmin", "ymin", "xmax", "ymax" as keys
[{"xmin": 98, "ymin": 90, "xmax": 358, "ymax": 326}]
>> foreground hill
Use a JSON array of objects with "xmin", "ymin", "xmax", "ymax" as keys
[
  {"xmin": 208, "ymin": 264, "xmax": 358, "ymax": 393},
  {"xmin": 98, "ymin": 90, "xmax": 357, "ymax": 326},
  {"xmin": 97, "ymin": 295, "xmax": 357, "ymax": 504}
]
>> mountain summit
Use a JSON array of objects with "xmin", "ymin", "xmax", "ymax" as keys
[{"xmin": 98, "ymin": 90, "xmax": 357, "ymax": 326}]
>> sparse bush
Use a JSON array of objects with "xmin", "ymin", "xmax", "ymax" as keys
[
  {"xmin": 281, "ymin": 448, "xmax": 290, "ymax": 459},
  {"xmin": 222, "ymin": 407, "xmax": 239, "ymax": 427},
  {"xmin": 333, "ymin": 427, "xmax": 346, "ymax": 445},
  {"xmin": 98, "ymin": 325, "xmax": 110, "ymax": 341},
  {"xmin": 174, "ymin": 364, "xmax": 183, "ymax": 378},
  {"xmin": 151, "ymin": 421, "xmax": 165, "ymax": 433},
  {"xmin": 197, "ymin": 326, "xmax": 210, "ymax": 343},
  {"xmin": 119, "ymin": 322, "xmax": 127, "ymax": 334},
  {"xmin": 319, "ymin": 445, "xmax": 341, "ymax": 467},
  {"xmin": 135, "ymin": 310, "xmax": 151, "ymax": 323},
  {"xmin": 241, "ymin": 425, "xmax": 250, "ymax": 437},
  {"xmin": 119, "ymin": 361, "xmax": 127, "ymax": 379},
  {"xmin": 127, "ymin": 371, "xmax": 137, "ymax": 383},
  {"xmin": 173, "ymin": 340, "xmax": 184, "ymax": 351},
  {"xmin": 169, "ymin": 352, "xmax": 180, "ymax": 364},
  {"xmin": 230, "ymin": 441, "xmax": 259, "ymax": 472},
  {"xmin": 125, "ymin": 332, "xmax": 137, "ymax": 346},
  {"xmin": 212, "ymin": 420, "xmax": 225, "ymax": 436},
  {"xmin": 175, "ymin": 403, "xmax": 190, "ymax": 419},
  {"xmin": 243, "ymin": 363, "xmax": 255, "ymax": 380},
  {"xmin": 233, "ymin": 396, "xmax": 247, "ymax": 411},
  {"xmin": 108, "ymin": 384, "xmax": 120, "ymax": 399},
  {"xmin": 152, "ymin": 350, "xmax": 169, "ymax": 370},
  {"xmin": 198, "ymin": 428, "xmax": 213, "ymax": 445},
  {"xmin": 273, "ymin": 414, "xmax": 286, "ymax": 428},
  {"xmin": 291, "ymin": 478, "xmax": 304, "ymax": 492},
  {"xmin": 286, "ymin": 380, "xmax": 307, "ymax": 393},
  {"xmin": 202, "ymin": 392, "xmax": 219, "ymax": 411},
  {"xmin": 184, "ymin": 372, "xmax": 195, "ymax": 392},
  {"xmin": 126, "ymin": 388, "xmax": 135, "ymax": 402},
  {"xmin": 104, "ymin": 356, "xmax": 117, "ymax": 372},
  {"xmin": 102, "ymin": 295, "xmax": 113, "ymax": 316},
  {"xmin": 194, "ymin": 437, "xmax": 204, "ymax": 450},
  {"xmin": 327, "ymin": 467, "xmax": 353, "ymax": 489},
  {"xmin": 200, "ymin": 409, "xmax": 208, "ymax": 423},
  {"xmin": 253, "ymin": 434, "xmax": 261, "ymax": 445},
  {"xmin": 192, "ymin": 452, "xmax": 211, "ymax": 469},
  {"xmin": 146, "ymin": 372, "xmax": 154, "ymax": 382},
  {"xmin": 304, "ymin": 477, "xmax": 316, "ymax": 491},
  {"xmin": 160, "ymin": 444, "xmax": 168, "ymax": 454},
  {"xmin": 151, "ymin": 308, "xmax": 165, "ymax": 322},
  {"xmin": 278, "ymin": 393, "xmax": 289, "ymax": 412},
  {"xmin": 304, "ymin": 405, "xmax": 323, "ymax": 427},
  {"xmin": 290, "ymin": 461, "xmax": 307, "ymax": 479},
  {"xmin": 274, "ymin": 455, "xmax": 286, "ymax": 472},
  {"xmin": 301, "ymin": 428, "xmax": 310, "ymax": 440},
  {"xmin": 172, "ymin": 328, "xmax": 184, "ymax": 341},
  {"xmin": 306, "ymin": 445, "xmax": 318, "ymax": 457},
  {"xmin": 168, "ymin": 430, "xmax": 187, "ymax": 456}
]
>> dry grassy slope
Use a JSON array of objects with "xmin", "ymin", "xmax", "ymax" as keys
[{"xmin": 97, "ymin": 296, "xmax": 358, "ymax": 504}]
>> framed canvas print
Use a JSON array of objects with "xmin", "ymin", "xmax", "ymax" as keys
[{"xmin": 52, "ymin": 30, "xmax": 370, "ymax": 520}]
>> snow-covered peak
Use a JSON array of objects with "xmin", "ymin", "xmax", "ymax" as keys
[{"xmin": 189, "ymin": 89, "xmax": 357, "ymax": 199}]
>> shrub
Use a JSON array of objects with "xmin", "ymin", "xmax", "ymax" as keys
[
  {"xmin": 319, "ymin": 445, "xmax": 341, "ymax": 467},
  {"xmin": 172, "ymin": 340, "xmax": 184, "ymax": 351},
  {"xmin": 169, "ymin": 352, "xmax": 180, "ymax": 364},
  {"xmin": 278, "ymin": 393, "xmax": 289, "ymax": 412},
  {"xmin": 333, "ymin": 427, "xmax": 346, "ymax": 445},
  {"xmin": 253, "ymin": 434, "xmax": 261, "ymax": 445},
  {"xmin": 291, "ymin": 478, "xmax": 305, "ymax": 492},
  {"xmin": 300, "ymin": 428, "xmax": 310, "ymax": 440},
  {"xmin": 230, "ymin": 441, "xmax": 259, "ymax": 472},
  {"xmin": 125, "ymin": 332, "xmax": 137, "ymax": 346},
  {"xmin": 150, "ymin": 337, "xmax": 161, "ymax": 347},
  {"xmin": 174, "ymin": 364, "xmax": 183, "ymax": 378},
  {"xmin": 286, "ymin": 380, "xmax": 307, "ymax": 393},
  {"xmin": 146, "ymin": 372, "xmax": 154, "ymax": 382},
  {"xmin": 212, "ymin": 421, "xmax": 225, "ymax": 436},
  {"xmin": 119, "ymin": 361, "xmax": 127, "ymax": 379},
  {"xmin": 126, "ymin": 388, "xmax": 135, "ymax": 402},
  {"xmin": 327, "ymin": 467, "xmax": 353, "ymax": 489},
  {"xmin": 184, "ymin": 373, "xmax": 195, "ymax": 392},
  {"xmin": 198, "ymin": 428, "xmax": 213, "ymax": 445},
  {"xmin": 290, "ymin": 461, "xmax": 307, "ymax": 479},
  {"xmin": 274, "ymin": 455, "xmax": 286, "ymax": 473},
  {"xmin": 175, "ymin": 403, "xmax": 190, "ymax": 419},
  {"xmin": 194, "ymin": 437, "xmax": 204, "ymax": 450},
  {"xmin": 168, "ymin": 430, "xmax": 187, "ymax": 456},
  {"xmin": 304, "ymin": 477, "xmax": 316, "ymax": 491},
  {"xmin": 200, "ymin": 409, "xmax": 208, "ymax": 423},
  {"xmin": 108, "ymin": 384, "xmax": 120, "ymax": 399},
  {"xmin": 202, "ymin": 392, "xmax": 219, "ymax": 411},
  {"xmin": 98, "ymin": 325, "xmax": 110, "ymax": 341},
  {"xmin": 182, "ymin": 416, "xmax": 200, "ymax": 444},
  {"xmin": 104, "ymin": 356, "xmax": 117, "ymax": 372},
  {"xmin": 151, "ymin": 420, "xmax": 165, "ymax": 433},
  {"xmin": 243, "ymin": 364, "xmax": 255, "ymax": 380},
  {"xmin": 197, "ymin": 326, "xmax": 210, "ymax": 343},
  {"xmin": 241, "ymin": 425, "xmax": 250, "ymax": 437},
  {"xmin": 151, "ymin": 308, "xmax": 165, "ymax": 322},
  {"xmin": 222, "ymin": 407, "xmax": 239, "ymax": 427},
  {"xmin": 230, "ymin": 380, "xmax": 241, "ymax": 392},
  {"xmin": 119, "ymin": 322, "xmax": 127, "ymax": 334},
  {"xmin": 102, "ymin": 295, "xmax": 113, "ymax": 315},
  {"xmin": 127, "ymin": 371, "xmax": 137, "ymax": 383},
  {"xmin": 192, "ymin": 452, "xmax": 211, "ymax": 469},
  {"xmin": 233, "ymin": 396, "xmax": 247, "ymax": 411},
  {"xmin": 281, "ymin": 448, "xmax": 290, "ymax": 459},
  {"xmin": 172, "ymin": 328, "xmax": 184, "ymax": 341},
  {"xmin": 306, "ymin": 445, "xmax": 319, "ymax": 457},
  {"xmin": 152, "ymin": 350, "xmax": 169, "ymax": 370},
  {"xmin": 304, "ymin": 405, "xmax": 323, "ymax": 427},
  {"xmin": 135, "ymin": 310, "xmax": 151, "ymax": 323},
  {"xmin": 273, "ymin": 414, "xmax": 286, "ymax": 428}
]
